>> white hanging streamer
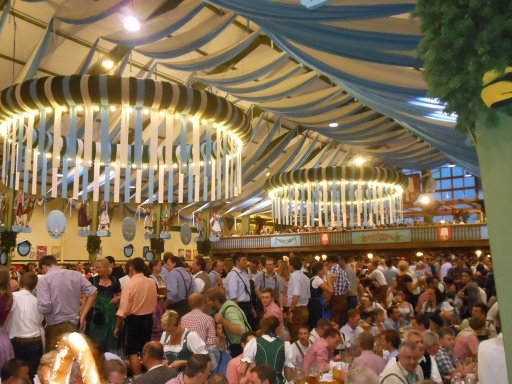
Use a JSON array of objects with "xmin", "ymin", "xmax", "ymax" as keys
[{"xmin": 193, "ymin": 118, "xmax": 200, "ymax": 202}]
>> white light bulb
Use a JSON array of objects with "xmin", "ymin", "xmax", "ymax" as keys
[
  {"xmin": 123, "ymin": 15, "xmax": 140, "ymax": 32},
  {"xmin": 328, "ymin": 122, "xmax": 338, "ymax": 128},
  {"xmin": 102, "ymin": 59, "xmax": 114, "ymax": 70}
]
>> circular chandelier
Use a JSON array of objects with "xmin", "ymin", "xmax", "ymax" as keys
[
  {"xmin": 0, "ymin": 75, "xmax": 251, "ymax": 204},
  {"xmin": 265, "ymin": 166, "xmax": 408, "ymax": 228}
]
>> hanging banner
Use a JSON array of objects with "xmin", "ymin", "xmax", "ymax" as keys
[
  {"xmin": 320, "ymin": 232, "xmax": 331, "ymax": 245},
  {"xmin": 271, "ymin": 235, "xmax": 301, "ymax": 247},
  {"xmin": 438, "ymin": 226, "xmax": 452, "ymax": 241},
  {"xmin": 352, "ymin": 229, "xmax": 411, "ymax": 244}
]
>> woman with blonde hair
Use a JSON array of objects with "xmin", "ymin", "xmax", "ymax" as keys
[
  {"xmin": 276, "ymin": 260, "xmax": 290, "ymax": 314},
  {"xmin": 160, "ymin": 310, "xmax": 208, "ymax": 371},
  {"xmin": 85, "ymin": 258, "xmax": 121, "ymax": 353},
  {"xmin": 0, "ymin": 266, "xmax": 14, "ymax": 368}
]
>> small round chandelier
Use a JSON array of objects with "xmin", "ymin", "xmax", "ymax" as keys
[
  {"xmin": 266, "ymin": 166, "xmax": 408, "ymax": 228},
  {"xmin": 0, "ymin": 75, "xmax": 251, "ymax": 204}
]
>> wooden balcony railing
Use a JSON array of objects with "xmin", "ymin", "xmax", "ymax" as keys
[{"xmin": 211, "ymin": 224, "xmax": 489, "ymax": 252}]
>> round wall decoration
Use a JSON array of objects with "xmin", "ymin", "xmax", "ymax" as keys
[
  {"xmin": 123, "ymin": 244, "xmax": 134, "ymax": 258},
  {"xmin": 17, "ymin": 240, "xmax": 31, "ymax": 257},
  {"xmin": 180, "ymin": 224, "xmax": 192, "ymax": 245},
  {"xmin": 46, "ymin": 210, "xmax": 67, "ymax": 239},
  {"xmin": 122, "ymin": 217, "xmax": 136, "ymax": 241},
  {"xmin": 144, "ymin": 250, "xmax": 154, "ymax": 261},
  {"xmin": 0, "ymin": 250, "xmax": 7, "ymax": 265}
]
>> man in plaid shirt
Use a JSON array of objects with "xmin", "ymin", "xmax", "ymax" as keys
[
  {"xmin": 435, "ymin": 327, "xmax": 459, "ymax": 383},
  {"xmin": 181, "ymin": 293, "xmax": 217, "ymax": 352},
  {"xmin": 325, "ymin": 254, "xmax": 351, "ymax": 325}
]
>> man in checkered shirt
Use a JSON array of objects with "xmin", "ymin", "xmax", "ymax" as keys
[
  {"xmin": 325, "ymin": 254, "xmax": 351, "ymax": 325},
  {"xmin": 181, "ymin": 293, "xmax": 217, "ymax": 352},
  {"xmin": 434, "ymin": 327, "xmax": 459, "ymax": 383}
]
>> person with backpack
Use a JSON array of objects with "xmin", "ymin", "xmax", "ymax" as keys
[{"xmin": 206, "ymin": 287, "xmax": 251, "ymax": 357}]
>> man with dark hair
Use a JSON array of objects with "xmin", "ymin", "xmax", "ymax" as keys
[
  {"xmin": 115, "ymin": 257, "xmax": 157, "ymax": 375},
  {"xmin": 0, "ymin": 359, "xmax": 29, "ymax": 384},
  {"xmin": 225, "ymin": 252, "xmax": 256, "ymax": 330},
  {"xmin": 383, "ymin": 306, "xmax": 402, "ymax": 331},
  {"xmin": 381, "ymin": 329, "xmax": 401, "ymax": 362},
  {"xmin": 160, "ymin": 252, "xmax": 174, "ymax": 281},
  {"xmin": 191, "ymin": 257, "xmax": 212, "ymax": 295},
  {"xmin": 209, "ymin": 260, "xmax": 224, "ymax": 288},
  {"xmin": 7, "ymin": 272, "xmax": 44, "ymax": 379},
  {"xmin": 290, "ymin": 325, "xmax": 312, "ymax": 369},
  {"xmin": 351, "ymin": 332, "xmax": 386, "ymax": 375},
  {"xmin": 206, "ymin": 287, "xmax": 251, "ymax": 357},
  {"xmin": 338, "ymin": 257, "xmax": 358, "ymax": 311},
  {"xmin": 460, "ymin": 303, "xmax": 497, "ymax": 338},
  {"xmin": 135, "ymin": 341, "xmax": 178, "ymax": 384},
  {"xmin": 36, "ymin": 255, "xmax": 98, "ymax": 352},
  {"xmin": 287, "ymin": 255, "xmax": 310, "ymax": 341},
  {"xmin": 325, "ymin": 254, "xmax": 351, "ymax": 325},
  {"xmin": 246, "ymin": 365, "xmax": 277, "ymax": 384},
  {"xmin": 260, "ymin": 288, "xmax": 284, "ymax": 329},
  {"xmin": 255, "ymin": 258, "xmax": 284, "ymax": 307},
  {"xmin": 105, "ymin": 255, "xmax": 125, "ymax": 280},
  {"xmin": 303, "ymin": 328, "xmax": 341, "ymax": 374},
  {"xmin": 164, "ymin": 255, "xmax": 194, "ymax": 316},
  {"xmin": 167, "ymin": 354, "xmax": 212, "ymax": 384},
  {"xmin": 247, "ymin": 258, "xmax": 261, "ymax": 281}
]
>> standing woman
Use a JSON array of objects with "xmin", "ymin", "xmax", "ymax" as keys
[
  {"xmin": 85, "ymin": 258, "xmax": 121, "ymax": 353},
  {"xmin": 308, "ymin": 262, "xmax": 334, "ymax": 328},
  {"xmin": 160, "ymin": 310, "xmax": 208, "ymax": 371},
  {"xmin": 149, "ymin": 259, "xmax": 167, "ymax": 341},
  {"xmin": 0, "ymin": 266, "xmax": 14, "ymax": 368},
  {"xmin": 276, "ymin": 260, "xmax": 291, "ymax": 314}
]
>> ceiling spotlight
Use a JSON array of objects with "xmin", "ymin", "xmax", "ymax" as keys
[
  {"xmin": 464, "ymin": 173, "xmax": 472, "ymax": 178},
  {"xmin": 447, "ymin": 164, "xmax": 456, "ymax": 168},
  {"xmin": 367, "ymin": 253, "xmax": 374, "ymax": 260},
  {"xmin": 475, "ymin": 249, "xmax": 482, "ymax": 257},
  {"xmin": 416, "ymin": 251, "xmax": 424, "ymax": 257},
  {"xmin": 226, "ymin": 201, "xmax": 231, "ymax": 204},
  {"xmin": 102, "ymin": 59, "xmax": 114, "ymax": 70},
  {"xmin": 266, "ymin": 172, "xmax": 271, "ymax": 177},
  {"xmin": 419, "ymin": 195, "xmax": 431, "ymax": 205},
  {"xmin": 353, "ymin": 156, "xmax": 366, "ymax": 166},
  {"xmin": 328, "ymin": 122, "xmax": 339, "ymax": 128},
  {"xmin": 123, "ymin": 15, "xmax": 140, "ymax": 32}
]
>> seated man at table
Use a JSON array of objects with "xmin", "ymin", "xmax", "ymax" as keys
[
  {"xmin": 380, "ymin": 341, "xmax": 424, "ymax": 384},
  {"xmin": 303, "ymin": 327, "xmax": 341, "ymax": 374},
  {"xmin": 351, "ymin": 332, "xmax": 387, "ymax": 376}
]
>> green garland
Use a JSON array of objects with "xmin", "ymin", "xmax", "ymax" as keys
[
  {"xmin": 86, "ymin": 235, "xmax": 101, "ymax": 254},
  {"xmin": 0, "ymin": 230, "xmax": 17, "ymax": 251},
  {"xmin": 150, "ymin": 238, "xmax": 164, "ymax": 254},
  {"xmin": 415, "ymin": 0, "xmax": 512, "ymax": 130}
]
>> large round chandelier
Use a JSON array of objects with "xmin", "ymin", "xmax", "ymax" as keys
[
  {"xmin": 266, "ymin": 166, "xmax": 408, "ymax": 228},
  {"xmin": 0, "ymin": 75, "xmax": 251, "ymax": 204}
]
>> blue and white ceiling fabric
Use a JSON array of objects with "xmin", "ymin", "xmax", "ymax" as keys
[{"xmin": 0, "ymin": 0, "xmax": 479, "ymax": 217}]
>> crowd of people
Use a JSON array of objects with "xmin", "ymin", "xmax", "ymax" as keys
[{"xmin": 0, "ymin": 250, "xmax": 506, "ymax": 384}]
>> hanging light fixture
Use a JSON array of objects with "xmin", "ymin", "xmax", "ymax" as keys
[
  {"xmin": 266, "ymin": 166, "xmax": 407, "ymax": 228},
  {"xmin": 0, "ymin": 75, "xmax": 251, "ymax": 205}
]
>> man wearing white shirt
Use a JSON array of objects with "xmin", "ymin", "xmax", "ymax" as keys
[
  {"xmin": 5, "ymin": 272, "xmax": 44, "ymax": 380},
  {"xmin": 478, "ymin": 333, "xmax": 508, "ymax": 384},
  {"xmin": 287, "ymin": 256, "xmax": 310, "ymax": 342},
  {"xmin": 368, "ymin": 261, "xmax": 388, "ymax": 303},
  {"xmin": 290, "ymin": 325, "xmax": 312, "ymax": 369},
  {"xmin": 340, "ymin": 309, "xmax": 363, "ymax": 349},
  {"xmin": 309, "ymin": 318, "xmax": 332, "ymax": 344},
  {"xmin": 440, "ymin": 257, "xmax": 453, "ymax": 280}
]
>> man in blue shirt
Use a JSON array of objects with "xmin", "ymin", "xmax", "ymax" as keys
[
  {"xmin": 164, "ymin": 256, "xmax": 194, "ymax": 316},
  {"xmin": 225, "ymin": 252, "xmax": 256, "ymax": 329}
]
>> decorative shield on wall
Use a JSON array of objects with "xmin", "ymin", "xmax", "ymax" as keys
[
  {"xmin": 46, "ymin": 210, "xmax": 67, "ymax": 239},
  {"xmin": 122, "ymin": 217, "xmax": 136, "ymax": 242},
  {"xmin": 17, "ymin": 240, "xmax": 31, "ymax": 257},
  {"xmin": 180, "ymin": 224, "xmax": 192, "ymax": 245}
]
